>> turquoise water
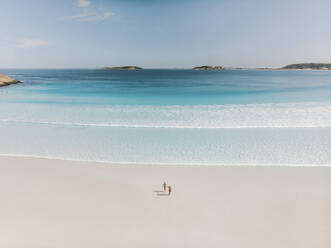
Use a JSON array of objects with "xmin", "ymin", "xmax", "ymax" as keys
[{"xmin": 1, "ymin": 69, "xmax": 331, "ymax": 165}]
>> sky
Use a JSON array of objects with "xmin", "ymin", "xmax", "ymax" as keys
[{"xmin": 1, "ymin": 0, "xmax": 331, "ymax": 68}]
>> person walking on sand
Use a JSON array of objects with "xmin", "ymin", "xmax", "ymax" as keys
[
  {"xmin": 163, "ymin": 182, "xmax": 167, "ymax": 192},
  {"xmin": 168, "ymin": 185, "xmax": 172, "ymax": 195}
]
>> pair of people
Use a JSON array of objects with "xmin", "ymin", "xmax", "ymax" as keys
[{"xmin": 163, "ymin": 182, "xmax": 172, "ymax": 195}]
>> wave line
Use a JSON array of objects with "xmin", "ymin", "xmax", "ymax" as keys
[{"xmin": 1, "ymin": 119, "xmax": 331, "ymax": 129}]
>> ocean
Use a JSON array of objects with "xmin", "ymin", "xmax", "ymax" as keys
[{"xmin": 1, "ymin": 69, "xmax": 331, "ymax": 166}]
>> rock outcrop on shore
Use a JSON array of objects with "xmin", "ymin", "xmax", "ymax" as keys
[
  {"xmin": 101, "ymin": 66, "xmax": 143, "ymax": 70},
  {"xmin": 192, "ymin": 66, "xmax": 224, "ymax": 70},
  {"xmin": 0, "ymin": 74, "xmax": 22, "ymax": 87},
  {"xmin": 282, "ymin": 63, "xmax": 331, "ymax": 70}
]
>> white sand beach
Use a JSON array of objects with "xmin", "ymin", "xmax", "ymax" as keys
[{"xmin": 0, "ymin": 156, "xmax": 330, "ymax": 248}]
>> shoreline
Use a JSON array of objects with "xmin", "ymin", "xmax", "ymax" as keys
[
  {"xmin": 1, "ymin": 154, "xmax": 331, "ymax": 167},
  {"xmin": 0, "ymin": 155, "xmax": 330, "ymax": 247}
]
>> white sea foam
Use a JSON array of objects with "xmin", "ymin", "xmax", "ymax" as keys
[
  {"xmin": 0, "ymin": 121, "xmax": 330, "ymax": 166},
  {"xmin": 1, "ymin": 119, "xmax": 331, "ymax": 129},
  {"xmin": 0, "ymin": 102, "xmax": 331, "ymax": 129},
  {"xmin": 1, "ymin": 101, "xmax": 331, "ymax": 166}
]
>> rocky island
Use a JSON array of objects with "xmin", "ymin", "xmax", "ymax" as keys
[
  {"xmin": 0, "ymin": 74, "xmax": 22, "ymax": 87},
  {"xmin": 282, "ymin": 63, "xmax": 331, "ymax": 70},
  {"xmin": 101, "ymin": 66, "xmax": 143, "ymax": 70},
  {"xmin": 192, "ymin": 66, "xmax": 224, "ymax": 70}
]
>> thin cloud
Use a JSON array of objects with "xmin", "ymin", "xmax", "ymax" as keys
[
  {"xmin": 69, "ymin": 11, "xmax": 114, "ymax": 22},
  {"xmin": 75, "ymin": 0, "xmax": 90, "ymax": 7},
  {"xmin": 69, "ymin": 12, "xmax": 95, "ymax": 21},
  {"xmin": 101, "ymin": 11, "xmax": 114, "ymax": 19},
  {"xmin": 17, "ymin": 38, "xmax": 48, "ymax": 49},
  {"xmin": 68, "ymin": 0, "xmax": 114, "ymax": 22}
]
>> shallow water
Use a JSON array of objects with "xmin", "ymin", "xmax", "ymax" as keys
[{"xmin": 1, "ymin": 69, "xmax": 331, "ymax": 165}]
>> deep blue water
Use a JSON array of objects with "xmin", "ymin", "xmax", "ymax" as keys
[
  {"xmin": 3, "ymin": 69, "xmax": 331, "ymax": 105},
  {"xmin": 1, "ymin": 69, "xmax": 331, "ymax": 165}
]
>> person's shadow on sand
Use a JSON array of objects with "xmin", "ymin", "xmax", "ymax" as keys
[{"xmin": 152, "ymin": 190, "xmax": 168, "ymax": 196}]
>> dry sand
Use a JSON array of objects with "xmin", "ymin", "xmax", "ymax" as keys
[{"xmin": 0, "ymin": 155, "xmax": 330, "ymax": 248}]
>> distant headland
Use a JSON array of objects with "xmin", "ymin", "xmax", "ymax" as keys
[
  {"xmin": 193, "ymin": 63, "xmax": 331, "ymax": 71},
  {"xmin": 99, "ymin": 64, "xmax": 331, "ymax": 71},
  {"xmin": 0, "ymin": 74, "xmax": 22, "ymax": 87},
  {"xmin": 101, "ymin": 66, "xmax": 143, "ymax": 70},
  {"xmin": 281, "ymin": 63, "xmax": 331, "ymax": 70},
  {"xmin": 192, "ymin": 66, "xmax": 224, "ymax": 70}
]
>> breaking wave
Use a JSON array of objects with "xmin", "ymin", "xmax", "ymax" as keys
[{"xmin": 1, "ymin": 102, "xmax": 331, "ymax": 129}]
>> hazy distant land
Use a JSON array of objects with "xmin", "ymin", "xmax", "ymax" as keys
[
  {"xmin": 101, "ymin": 66, "xmax": 143, "ymax": 70},
  {"xmin": 281, "ymin": 63, "xmax": 331, "ymax": 70},
  {"xmin": 193, "ymin": 63, "xmax": 331, "ymax": 70},
  {"xmin": 192, "ymin": 65, "xmax": 225, "ymax": 70}
]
